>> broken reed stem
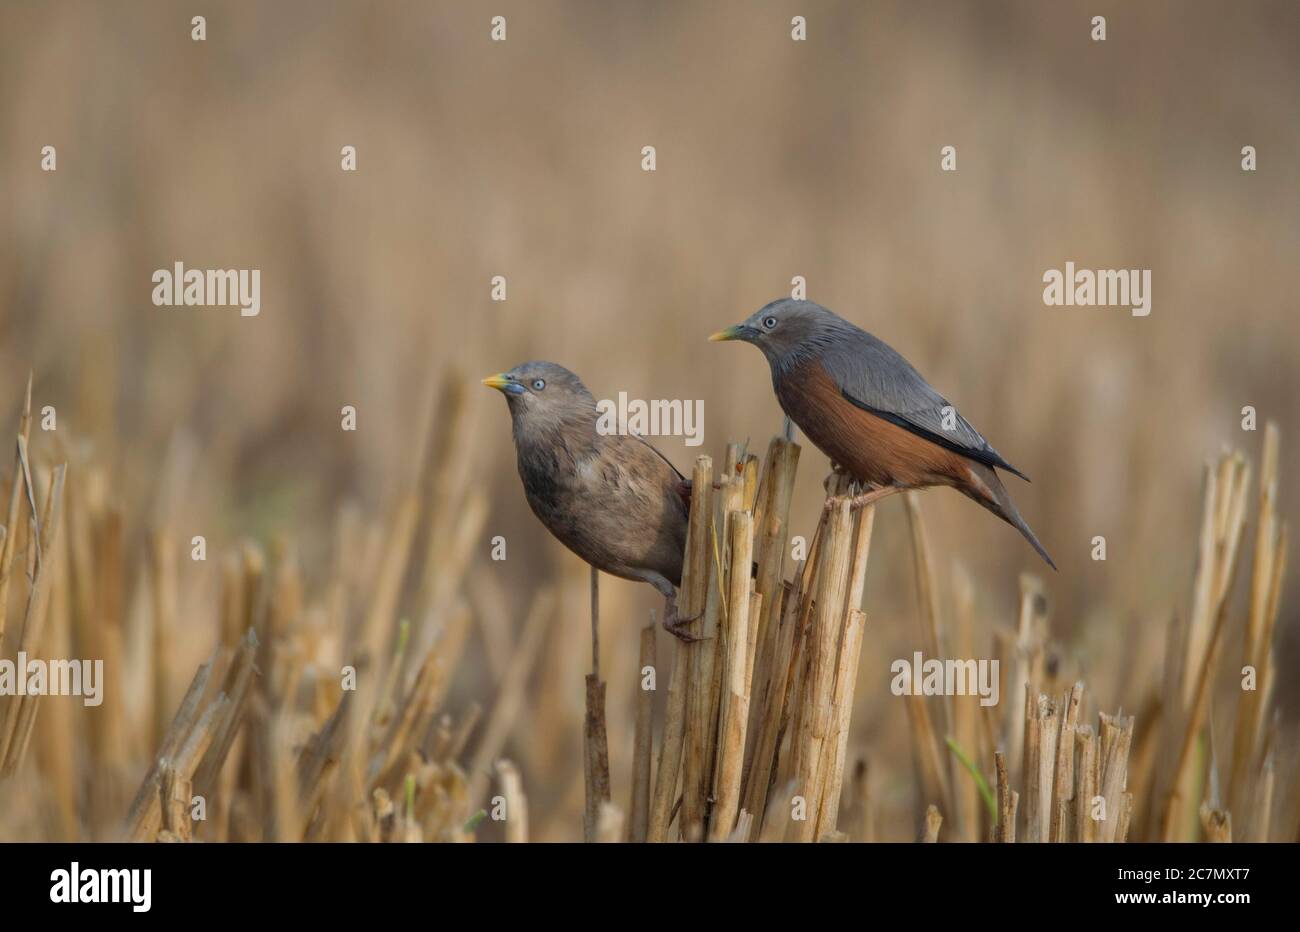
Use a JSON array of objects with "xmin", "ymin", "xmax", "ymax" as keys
[
  {"xmin": 1098, "ymin": 711, "xmax": 1134, "ymax": 843},
  {"xmin": 581, "ymin": 565, "xmax": 611, "ymax": 844},
  {"xmin": 1158, "ymin": 453, "xmax": 1249, "ymax": 839},
  {"xmin": 0, "ymin": 459, "xmax": 67, "ymax": 776},
  {"xmin": 1005, "ymin": 574, "xmax": 1045, "ymax": 790},
  {"xmin": 130, "ymin": 692, "xmax": 227, "ymax": 841},
  {"xmin": 158, "ymin": 764, "xmax": 192, "ymax": 841},
  {"xmin": 192, "ymin": 628, "xmax": 259, "ymax": 800},
  {"xmin": 771, "ymin": 485, "xmax": 840, "ymax": 824},
  {"xmin": 727, "ymin": 809, "xmax": 754, "ymax": 843},
  {"xmin": 1199, "ymin": 801, "xmax": 1231, "ymax": 842},
  {"xmin": 1050, "ymin": 682, "xmax": 1083, "ymax": 842},
  {"xmin": 1075, "ymin": 726, "xmax": 1098, "ymax": 842},
  {"xmin": 739, "ymin": 439, "xmax": 801, "ymax": 834},
  {"xmin": 949, "ymin": 565, "xmax": 980, "ymax": 841},
  {"xmin": 898, "ymin": 498, "xmax": 954, "ymax": 826},
  {"xmin": 149, "ymin": 527, "xmax": 179, "ymax": 752},
  {"xmin": 123, "ymin": 652, "xmax": 216, "ymax": 837},
  {"xmin": 679, "ymin": 455, "xmax": 714, "ymax": 837},
  {"xmin": 920, "ymin": 804, "xmax": 942, "ymax": 842},
  {"xmin": 741, "ymin": 577, "xmax": 800, "ymax": 834},
  {"xmin": 683, "ymin": 464, "xmax": 738, "ymax": 839},
  {"xmin": 495, "ymin": 760, "xmax": 528, "ymax": 843},
  {"xmin": 658, "ymin": 440, "xmax": 883, "ymax": 843},
  {"xmin": 1019, "ymin": 685, "xmax": 1134, "ymax": 845},
  {"xmin": 0, "ymin": 457, "xmax": 23, "ymax": 647},
  {"xmin": 994, "ymin": 750, "xmax": 1016, "ymax": 842},
  {"xmin": 814, "ymin": 501, "xmax": 876, "ymax": 838},
  {"xmin": 628, "ymin": 621, "xmax": 655, "ymax": 842},
  {"xmin": 904, "ymin": 490, "xmax": 951, "ymax": 727},
  {"xmin": 0, "ymin": 377, "xmax": 33, "ymax": 648},
  {"xmin": 707, "ymin": 511, "xmax": 754, "ymax": 841},
  {"xmin": 1036, "ymin": 696, "xmax": 1063, "ymax": 840},
  {"xmin": 647, "ymin": 642, "xmax": 688, "ymax": 842},
  {"xmin": 1229, "ymin": 422, "xmax": 1285, "ymax": 820},
  {"xmin": 583, "ymin": 673, "xmax": 612, "ymax": 843},
  {"xmin": 817, "ymin": 606, "xmax": 868, "ymax": 836},
  {"xmin": 1164, "ymin": 473, "xmax": 1242, "ymax": 837},
  {"xmin": 679, "ymin": 456, "xmax": 713, "ymax": 621},
  {"xmin": 788, "ymin": 498, "xmax": 852, "ymax": 842},
  {"xmin": 745, "ymin": 440, "xmax": 799, "ymax": 735}
]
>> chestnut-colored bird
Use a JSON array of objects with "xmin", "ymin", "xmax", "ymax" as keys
[
  {"xmin": 711, "ymin": 299, "xmax": 1056, "ymax": 569},
  {"xmin": 483, "ymin": 362, "xmax": 699, "ymax": 639}
]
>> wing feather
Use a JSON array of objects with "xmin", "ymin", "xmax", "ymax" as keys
[{"xmin": 817, "ymin": 333, "xmax": 1028, "ymax": 480}]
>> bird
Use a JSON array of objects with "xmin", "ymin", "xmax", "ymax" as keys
[
  {"xmin": 482, "ymin": 361, "xmax": 700, "ymax": 639},
  {"xmin": 710, "ymin": 299, "xmax": 1056, "ymax": 570}
]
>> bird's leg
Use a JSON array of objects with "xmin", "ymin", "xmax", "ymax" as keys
[
  {"xmin": 824, "ymin": 484, "xmax": 906, "ymax": 514},
  {"xmin": 589, "ymin": 565, "xmax": 600, "ymax": 678},
  {"xmin": 662, "ymin": 593, "xmax": 704, "ymax": 643},
  {"xmin": 641, "ymin": 573, "xmax": 704, "ymax": 642},
  {"xmin": 822, "ymin": 462, "xmax": 850, "ymax": 494}
]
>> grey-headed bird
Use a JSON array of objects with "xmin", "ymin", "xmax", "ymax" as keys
[
  {"xmin": 710, "ymin": 299, "xmax": 1055, "ymax": 569},
  {"xmin": 483, "ymin": 361, "xmax": 700, "ymax": 638}
]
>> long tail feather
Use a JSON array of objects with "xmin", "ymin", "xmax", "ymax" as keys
[{"xmin": 963, "ymin": 464, "xmax": 1057, "ymax": 570}]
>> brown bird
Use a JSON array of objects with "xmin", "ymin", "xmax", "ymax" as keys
[
  {"xmin": 710, "ymin": 299, "xmax": 1055, "ymax": 569},
  {"xmin": 483, "ymin": 362, "xmax": 699, "ymax": 639}
]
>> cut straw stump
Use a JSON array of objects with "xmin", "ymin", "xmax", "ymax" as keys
[
  {"xmin": 707, "ymin": 511, "xmax": 755, "ymax": 842},
  {"xmin": 678, "ymin": 454, "xmax": 715, "ymax": 839},
  {"xmin": 495, "ymin": 760, "xmax": 528, "ymax": 843},
  {"xmin": 627, "ymin": 621, "xmax": 655, "ymax": 842},
  {"xmin": 787, "ymin": 498, "xmax": 852, "ymax": 842}
]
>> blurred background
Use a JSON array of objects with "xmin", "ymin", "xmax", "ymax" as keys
[{"xmin": 0, "ymin": 0, "xmax": 1297, "ymax": 840}]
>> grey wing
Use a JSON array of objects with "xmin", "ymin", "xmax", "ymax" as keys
[{"xmin": 819, "ymin": 332, "xmax": 1028, "ymax": 480}]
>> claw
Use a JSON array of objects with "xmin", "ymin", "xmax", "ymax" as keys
[
  {"xmin": 662, "ymin": 600, "xmax": 705, "ymax": 643},
  {"xmin": 823, "ymin": 485, "xmax": 904, "ymax": 514},
  {"xmin": 664, "ymin": 618, "xmax": 704, "ymax": 643}
]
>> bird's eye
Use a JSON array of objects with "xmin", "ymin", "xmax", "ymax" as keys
[
  {"xmin": 532, "ymin": 379, "xmax": 546, "ymax": 391},
  {"xmin": 763, "ymin": 316, "xmax": 778, "ymax": 330}
]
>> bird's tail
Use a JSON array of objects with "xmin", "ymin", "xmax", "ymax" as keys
[{"xmin": 963, "ymin": 463, "xmax": 1057, "ymax": 571}]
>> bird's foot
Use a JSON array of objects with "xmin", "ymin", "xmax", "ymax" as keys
[
  {"xmin": 665, "ymin": 617, "xmax": 703, "ymax": 643},
  {"xmin": 823, "ymin": 485, "xmax": 904, "ymax": 514},
  {"xmin": 662, "ymin": 603, "xmax": 705, "ymax": 643}
]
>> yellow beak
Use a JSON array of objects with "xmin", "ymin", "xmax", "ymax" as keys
[
  {"xmin": 709, "ymin": 325, "xmax": 740, "ymax": 342},
  {"xmin": 481, "ymin": 373, "xmax": 511, "ymax": 391}
]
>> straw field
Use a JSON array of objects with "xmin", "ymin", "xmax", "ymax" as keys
[
  {"xmin": 0, "ymin": 1, "xmax": 1297, "ymax": 842},
  {"xmin": 0, "ymin": 374, "xmax": 1291, "ymax": 841}
]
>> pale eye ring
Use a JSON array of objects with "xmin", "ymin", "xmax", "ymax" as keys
[
  {"xmin": 763, "ymin": 316, "xmax": 778, "ymax": 330},
  {"xmin": 532, "ymin": 379, "xmax": 546, "ymax": 391}
]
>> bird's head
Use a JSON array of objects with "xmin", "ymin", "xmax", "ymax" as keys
[
  {"xmin": 709, "ymin": 299, "xmax": 841, "ymax": 365},
  {"xmin": 482, "ymin": 361, "xmax": 598, "ymax": 440}
]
